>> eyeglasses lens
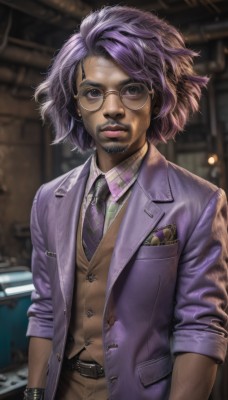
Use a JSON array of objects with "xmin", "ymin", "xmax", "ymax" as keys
[{"xmin": 121, "ymin": 84, "xmax": 148, "ymax": 110}]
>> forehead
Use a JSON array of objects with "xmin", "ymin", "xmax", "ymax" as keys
[{"xmin": 76, "ymin": 55, "xmax": 130, "ymax": 87}]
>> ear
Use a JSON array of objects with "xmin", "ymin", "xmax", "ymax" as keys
[{"xmin": 75, "ymin": 102, "xmax": 82, "ymax": 118}]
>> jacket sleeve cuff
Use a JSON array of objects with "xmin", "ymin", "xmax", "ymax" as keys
[
  {"xmin": 172, "ymin": 330, "xmax": 227, "ymax": 363},
  {"xmin": 26, "ymin": 317, "xmax": 53, "ymax": 339}
]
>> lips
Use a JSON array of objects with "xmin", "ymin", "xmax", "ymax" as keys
[
  {"xmin": 100, "ymin": 125, "xmax": 127, "ymax": 138},
  {"xmin": 101, "ymin": 124, "xmax": 127, "ymax": 132}
]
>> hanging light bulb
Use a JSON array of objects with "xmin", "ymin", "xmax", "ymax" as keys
[{"xmin": 208, "ymin": 154, "xmax": 218, "ymax": 165}]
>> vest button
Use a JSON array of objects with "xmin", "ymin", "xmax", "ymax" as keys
[
  {"xmin": 86, "ymin": 309, "xmax": 94, "ymax": 318},
  {"xmin": 87, "ymin": 273, "xmax": 96, "ymax": 282},
  {"xmin": 85, "ymin": 340, "xmax": 91, "ymax": 347},
  {"xmin": 56, "ymin": 353, "xmax": 61, "ymax": 362}
]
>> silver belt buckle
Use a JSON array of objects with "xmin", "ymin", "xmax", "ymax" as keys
[{"xmin": 79, "ymin": 361, "xmax": 104, "ymax": 379}]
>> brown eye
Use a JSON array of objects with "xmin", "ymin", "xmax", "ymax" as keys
[
  {"xmin": 122, "ymin": 83, "xmax": 145, "ymax": 98},
  {"xmin": 84, "ymin": 88, "xmax": 103, "ymax": 99}
]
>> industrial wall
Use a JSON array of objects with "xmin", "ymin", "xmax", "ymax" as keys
[{"xmin": 0, "ymin": 1, "xmax": 227, "ymax": 399}]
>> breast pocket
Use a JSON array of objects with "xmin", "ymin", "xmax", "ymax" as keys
[{"xmin": 136, "ymin": 241, "xmax": 179, "ymax": 260}]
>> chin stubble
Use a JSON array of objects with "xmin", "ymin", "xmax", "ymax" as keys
[{"xmin": 103, "ymin": 145, "xmax": 128, "ymax": 154}]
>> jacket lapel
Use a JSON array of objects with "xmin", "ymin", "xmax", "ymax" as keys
[
  {"xmin": 106, "ymin": 145, "xmax": 174, "ymax": 302},
  {"xmin": 53, "ymin": 145, "xmax": 173, "ymax": 311},
  {"xmin": 54, "ymin": 159, "xmax": 91, "ymax": 309}
]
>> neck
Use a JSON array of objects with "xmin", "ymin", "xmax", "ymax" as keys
[{"xmin": 96, "ymin": 143, "xmax": 147, "ymax": 172}]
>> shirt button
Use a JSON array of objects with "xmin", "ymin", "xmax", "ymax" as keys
[
  {"xmin": 86, "ymin": 309, "xmax": 94, "ymax": 318},
  {"xmin": 87, "ymin": 273, "xmax": 96, "ymax": 282}
]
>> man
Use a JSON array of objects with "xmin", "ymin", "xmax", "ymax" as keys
[{"xmin": 25, "ymin": 6, "xmax": 228, "ymax": 400}]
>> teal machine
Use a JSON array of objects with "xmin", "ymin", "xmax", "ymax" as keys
[{"xmin": 0, "ymin": 266, "xmax": 34, "ymax": 398}]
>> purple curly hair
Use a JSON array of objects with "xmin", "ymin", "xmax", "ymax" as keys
[{"xmin": 36, "ymin": 5, "xmax": 208, "ymax": 150}]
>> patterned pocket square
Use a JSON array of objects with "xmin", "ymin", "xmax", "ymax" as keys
[{"xmin": 143, "ymin": 224, "xmax": 177, "ymax": 246}]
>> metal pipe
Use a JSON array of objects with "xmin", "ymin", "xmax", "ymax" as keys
[
  {"xmin": 184, "ymin": 0, "xmax": 222, "ymax": 13},
  {"xmin": 208, "ymin": 80, "xmax": 218, "ymax": 138},
  {"xmin": 0, "ymin": 0, "xmax": 78, "ymax": 29},
  {"xmin": 195, "ymin": 41, "xmax": 226, "ymax": 74},
  {"xmin": 38, "ymin": 0, "xmax": 90, "ymax": 18},
  {"xmin": 184, "ymin": 20, "xmax": 228, "ymax": 43},
  {"xmin": 0, "ymin": 44, "xmax": 50, "ymax": 69},
  {"xmin": 1, "ymin": 0, "xmax": 227, "ymax": 43},
  {"xmin": 207, "ymin": 79, "xmax": 227, "ymax": 191},
  {"xmin": 0, "ymin": 35, "xmax": 55, "ymax": 54},
  {"xmin": 0, "ymin": 9, "xmax": 12, "ymax": 53},
  {"xmin": 0, "ymin": 66, "xmax": 42, "ymax": 87},
  {"xmin": 144, "ymin": 0, "xmax": 223, "ymax": 13}
]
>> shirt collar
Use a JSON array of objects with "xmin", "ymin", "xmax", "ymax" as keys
[{"xmin": 87, "ymin": 142, "xmax": 148, "ymax": 201}]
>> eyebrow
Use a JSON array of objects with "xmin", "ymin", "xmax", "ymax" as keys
[{"xmin": 78, "ymin": 78, "xmax": 136, "ymax": 89}]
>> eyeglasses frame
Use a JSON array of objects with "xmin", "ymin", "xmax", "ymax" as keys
[{"xmin": 73, "ymin": 82, "xmax": 154, "ymax": 112}]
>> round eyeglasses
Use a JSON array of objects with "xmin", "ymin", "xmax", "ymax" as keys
[{"xmin": 74, "ymin": 82, "xmax": 154, "ymax": 112}]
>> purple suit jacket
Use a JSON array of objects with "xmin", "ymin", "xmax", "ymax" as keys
[{"xmin": 27, "ymin": 144, "xmax": 228, "ymax": 400}]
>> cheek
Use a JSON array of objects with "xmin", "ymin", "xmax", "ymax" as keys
[
  {"xmin": 81, "ymin": 113, "xmax": 96, "ymax": 135},
  {"xmin": 134, "ymin": 107, "xmax": 151, "ymax": 132},
  {"xmin": 143, "ymin": 104, "xmax": 152, "ymax": 130},
  {"xmin": 143, "ymin": 112, "xmax": 151, "ymax": 130}
]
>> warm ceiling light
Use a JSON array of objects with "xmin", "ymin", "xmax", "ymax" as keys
[{"xmin": 208, "ymin": 154, "xmax": 218, "ymax": 165}]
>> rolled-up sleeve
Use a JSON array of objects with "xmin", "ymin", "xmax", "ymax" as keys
[
  {"xmin": 26, "ymin": 187, "xmax": 54, "ymax": 339},
  {"xmin": 173, "ymin": 188, "xmax": 228, "ymax": 363}
]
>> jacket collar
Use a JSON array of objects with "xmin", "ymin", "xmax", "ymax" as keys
[
  {"xmin": 54, "ymin": 156, "xmax": 92, "ymax": 197},
  {"xmin": 137, "ymin": 144, "xmax": 173, "ymax": 202},
  {"xmin": 53, "ymin": 144, "xmax": 173, "ymax": 202}
]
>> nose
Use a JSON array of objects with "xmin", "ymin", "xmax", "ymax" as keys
[{"xmin": 102, "ymin": 92, "xmax": 125, "ymax": 118}]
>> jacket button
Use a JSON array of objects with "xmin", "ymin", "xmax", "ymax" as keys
[
  {"xmin": 56, "ymin": 353, "xmax": 61, "ymax": 362},
  {"xmin": 86, "ymin": 309, "xmax": 94, "ymax": 318},
  {"xmin": 107, "ymin": 343, "xmax": 118, "ymax": 350},
  {"xmin": 109, "ymin": 376, "xmax": 118, "ymax": 383},
  {"xmin": 87, "ymin": 273, "xmax": 96, "ymax": 282}
]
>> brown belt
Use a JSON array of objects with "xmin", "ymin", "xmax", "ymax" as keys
[{"xmin": 64, "ymin": 356, "xmax": 105, "ymax": 379}]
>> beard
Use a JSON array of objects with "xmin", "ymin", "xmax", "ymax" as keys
[{"xmin": 102, "ymin": 145, "xmax": 128, "ymax": 154}]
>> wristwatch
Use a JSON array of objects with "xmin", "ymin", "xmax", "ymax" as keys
[{"xmin": 23, "ymin": 387, "xmax": 45, "ymax": 400}]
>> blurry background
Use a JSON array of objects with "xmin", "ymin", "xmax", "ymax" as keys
[{"xmin": 0, "ymin": 1, "xmax": 227, "ymax": 399}]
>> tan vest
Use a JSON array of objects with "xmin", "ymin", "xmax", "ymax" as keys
[{"xmin": 65, "ymin": 201, "xmax": 128, "ymax": 366}]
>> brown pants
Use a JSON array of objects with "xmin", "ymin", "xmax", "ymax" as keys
[{"xmin": 55, "ymin": 368, "xmax": 109, "ymax": 400}]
